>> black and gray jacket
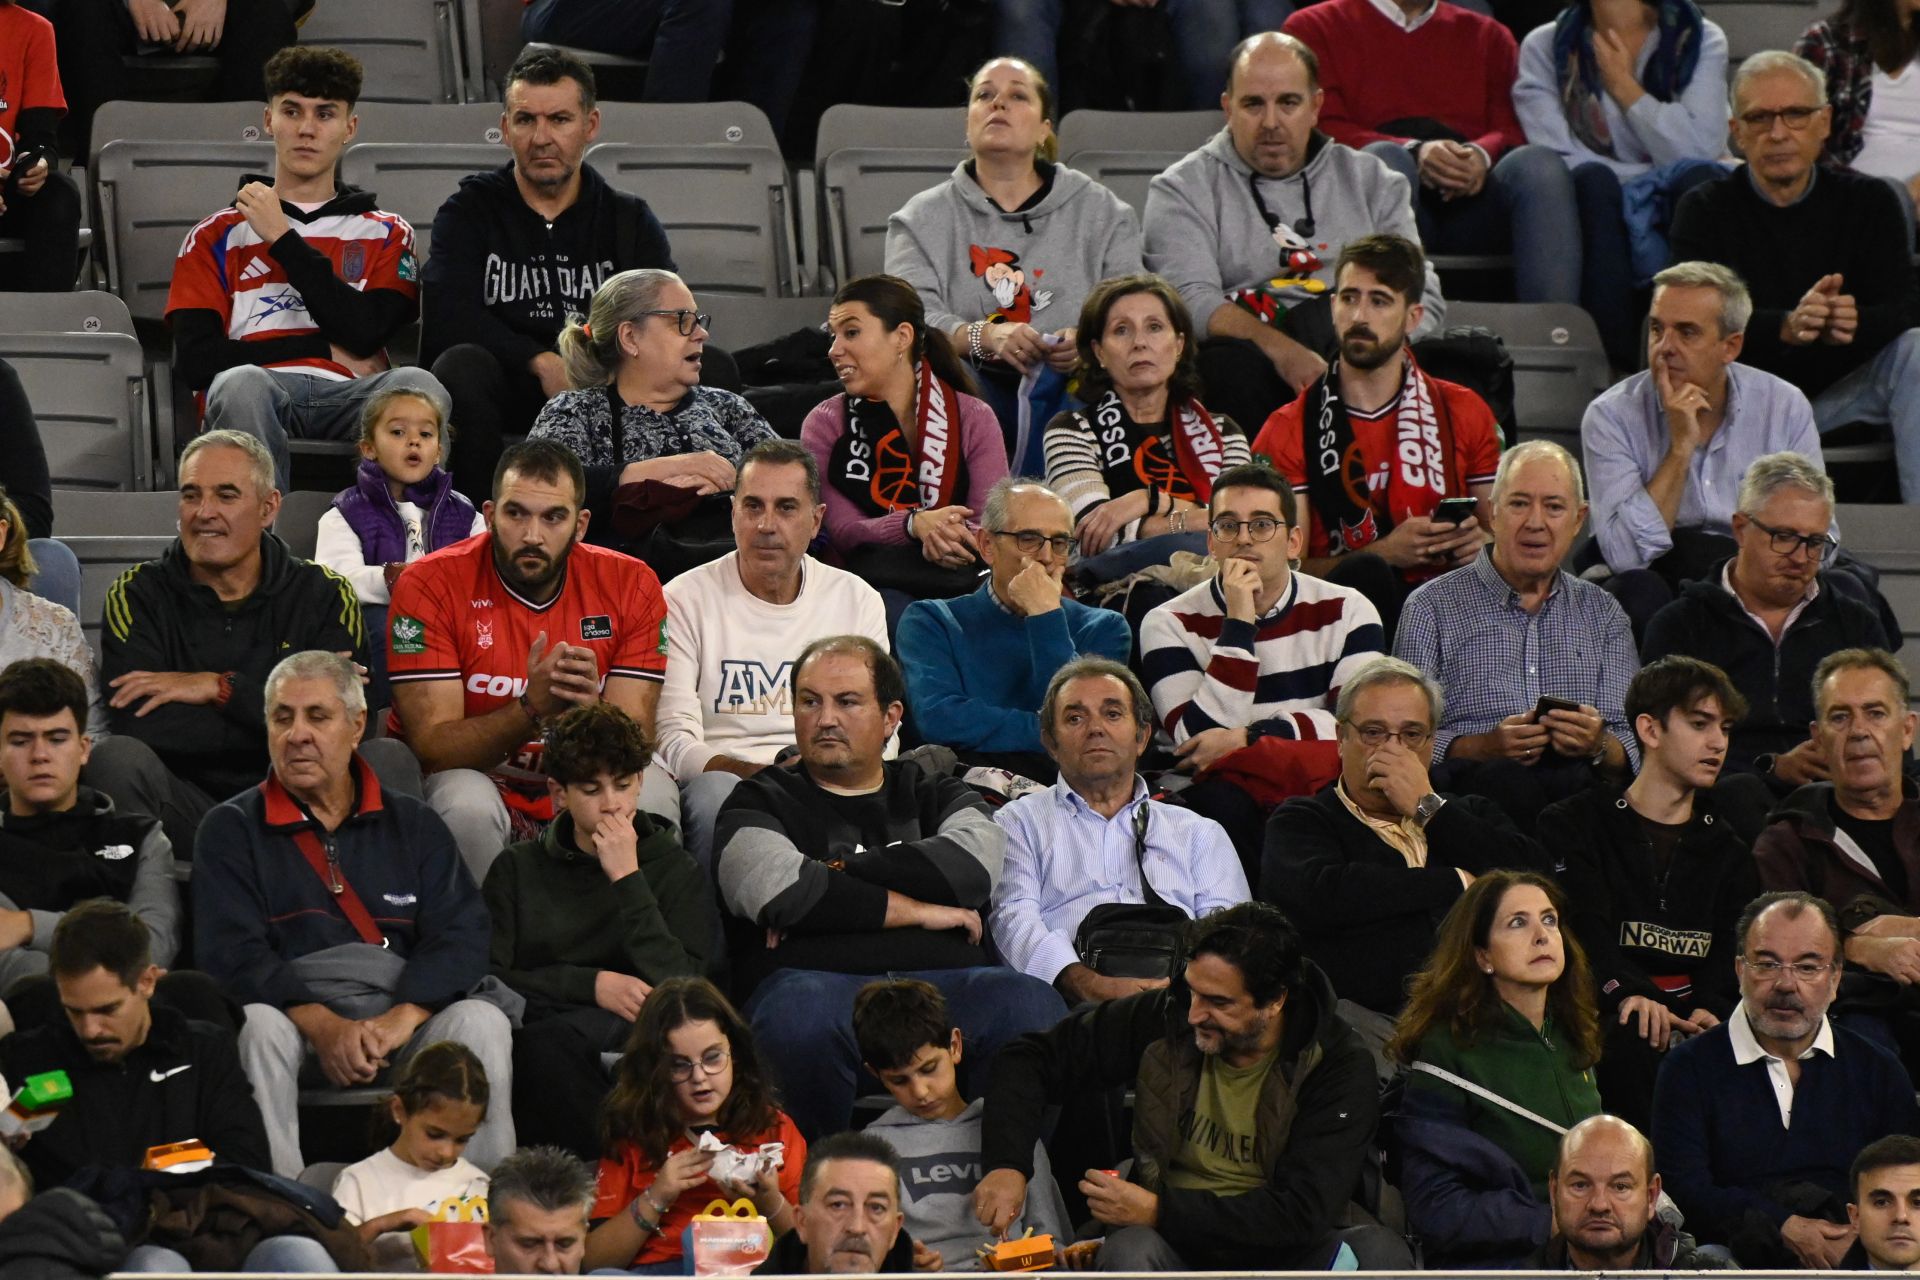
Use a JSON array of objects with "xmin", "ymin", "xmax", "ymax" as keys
[{"xmin": 0, "ymin": 786, "xmax": 177, "ymax": 965}]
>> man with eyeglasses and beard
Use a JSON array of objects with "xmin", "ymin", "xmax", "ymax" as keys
[
  {"xmin": 1140, "ymin": 463, "xmax": 1384, "ymax": 873},
  {"xmin": 1652, "ymin": 890, "xmax": 1920, "ymax": 1269}
]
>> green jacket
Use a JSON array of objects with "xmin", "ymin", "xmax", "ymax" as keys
[{"xmin": 483, "ymin": 810, "xmax": 710, "ymax": 1018}]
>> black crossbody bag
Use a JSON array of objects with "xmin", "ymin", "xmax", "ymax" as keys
[{"xmin": 1073, "ymin": 802, "xmax": 1191, "ymax": 979}]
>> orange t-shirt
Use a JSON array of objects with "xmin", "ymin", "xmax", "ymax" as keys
[{"xmin": 592, "ymin": 1115, "xmax": 806, "ymax": 1266}]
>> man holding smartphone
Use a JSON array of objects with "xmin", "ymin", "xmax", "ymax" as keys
[{"xmin": 1253, "ymin": 234, "xmax": 1502, "ymax": 640}]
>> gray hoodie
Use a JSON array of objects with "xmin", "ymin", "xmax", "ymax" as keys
[
  {"xmin": 1144, "ymin": 127, "xmax": 1445, "ymax": 338},
  {"xmin": 885, "ymin": 161, "xmax": 1144, "ymax": 337},
  {"xmin": 866, "ymin": 1098, "xmax": 1072, "ymax": 1270}
]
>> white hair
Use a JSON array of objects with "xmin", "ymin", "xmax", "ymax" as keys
[
  {"xmin": 1653, "ymin": 261, "xmax": 1754, "ymax": 336},
  {"xmin": 181, "ymin": 428, "xmax": 276, "ymax": 498},
  {"xmin": 1732, "ymin": 51, "xmax": 1827, "ymax": 113},
  {"xmin": 1492, "ymin": 440, "xmax": 1586, "ymax": 505},
  {"xmin": 264, "ymin": 650, "xmax": 367, "ymax": 718}
]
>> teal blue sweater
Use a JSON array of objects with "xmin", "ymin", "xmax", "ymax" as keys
[{"xmin": 897, "ymin": 583, "xmax": 1131, "ymax": 753}]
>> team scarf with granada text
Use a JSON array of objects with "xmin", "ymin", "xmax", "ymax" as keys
[
  {"xmin": 829, "ymin": 357, "xmax": 967, "ymax": 516},
  {"xmin": 1085, "ymin": 389, "xmax": 1231, "ymax": 505},
  {"xmin": 1304, "ymin": 350, "xmax": 1453, "ymax": 553}
]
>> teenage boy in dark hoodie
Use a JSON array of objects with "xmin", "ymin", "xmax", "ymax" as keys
[
  {"xmin": 421, "ymin": 45, "xmax": 677, "ymax": 500},
  {"xmin": 482, "ymin": 701, "xmax": 709, "ymax": 1160},
  {"xmin": 1539, "ymin": 655, "xmax": 1758, "ymax": 1130}
]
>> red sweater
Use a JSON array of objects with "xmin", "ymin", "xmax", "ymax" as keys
[{"xmin": 1283, "ymin": 0, "xmax": 1525, "ymax": 160}]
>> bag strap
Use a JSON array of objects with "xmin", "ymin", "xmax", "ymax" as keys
[
  {"xmin": 289, "ymin": 827, "xmax": 386, "ymax": 947},
  {"xmin": 1130, "ymin": 800, "xmax": 1176, "ymax": 914},
  {"xmin": 605, "ymin": 381, "xmax": 627, "ymax": 467},
  {"xmin": 1409, "ymin": 1061, "xmax": 1568, "ymax": 1136}
]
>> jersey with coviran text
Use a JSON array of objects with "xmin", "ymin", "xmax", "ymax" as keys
[{"xmin": 385, "ymin": 532, "xmax": 667, "ymax": 793}]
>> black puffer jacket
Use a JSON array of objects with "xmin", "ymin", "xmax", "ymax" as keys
[{"xmin": 0, "ymin": 1188, "xmax": 127, "ymax": 1279}]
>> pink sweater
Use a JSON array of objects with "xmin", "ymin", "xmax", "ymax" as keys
[
  {"xmin": 800, "ymin": 389, "xmax": 1010, "ymax": 551},
  {"xmin": 1283, "ymin": 0, "xmax": 1526, "ymax": 160}
]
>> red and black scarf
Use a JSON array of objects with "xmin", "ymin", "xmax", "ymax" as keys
[
  {"xmin": 1304, "ymin": 352, "xmax": 1455, "ymax": 553},
  {"xmin": 828, "ymin": 359, "xmax": 967, "ymax": 516}
]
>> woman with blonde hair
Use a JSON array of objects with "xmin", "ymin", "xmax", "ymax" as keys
[
  {"xmin": 1387, "ymin": 869, "xmax": 1603, "ymax": 1267},
  {"xmin": 0, "ymin": 485, "xmax": 102, "ymax": 735}
]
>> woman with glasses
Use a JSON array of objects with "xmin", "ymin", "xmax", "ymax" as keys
[
  {"xmin": 803, "ymin": 274, "xmax": 1009, "ymax": 622},
  {"xmin": 1042, "ymin": 274, "xmax": 1251, "ymax": 582},
  {"xmin": 1511, "ymin": 0, "xmax": 1729, "ymax": 369},
  {"xmin": 1385, "ymin": 870, "xmax": 1604, "ymax": 1268},
  {"xmin": 584, "ymin": 976, "xmax": 805, "ymax": 1275},
  {"xmin": 531, "ymin": 269, "xmax": 775, "ymax": 561}
]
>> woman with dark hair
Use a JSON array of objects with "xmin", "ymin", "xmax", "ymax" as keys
[
  {"xmin": 802, "ymin": 274, "xmax": 1009, "ymax": 609},
  {"xmin": 1044, "ymin": 274, "xmax": 1252, "ymax": 570},
  {"xmin": 1799, "ymin": 0, "xmax": 1920, "ymax": 215},
  {"xmin": 886, "ymin": 55, "xmax": 1143, "ymax": 457},
  {"xmin": 1513, "ymin": 0, "xmax": 1728, "ymax": 368},
  {"xmin": 1386, "ymin": 870, "xmax": 1604, "ymax": 1267},
  {"xmin": 583, "ymin": 977, "xmax": 805, "ymax": 1275}
]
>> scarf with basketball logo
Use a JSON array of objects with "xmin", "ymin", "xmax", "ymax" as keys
[
  {"xmin": 829, "ymin": 358, "xmax": 966, "ymax": 516},
  {"xmin": 1304, "ymin": 349, "xmax": 1456, "ymax": 559},
  {"xmin": 1083, "ymin": 390, "xmax": 1231, "ymax": 504}
]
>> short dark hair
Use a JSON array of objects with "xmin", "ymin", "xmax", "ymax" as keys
[
  {"xmin": 0, "ymin": 658, "xmax": 89, "ymax": 731},
  {"xmin": 490, "ymin": 1146, "xmax": 597, "ymax": 1223},
  {"xmin": 852, "ymin": 979, "xmax": 953, "ymax": 1072},
  {"xmin": 1335, "ymin": 234, "xmax": 1426, "ymax": 305},
  {"xmin": 739, "ymin": 438, "xmax": 821, "ymax": 506},
  {"xmin": 1853, "ymin": 1134, "xmax": 1920, "ymax": 1200},
  {"xmin": 49, "ymin": 899, "xmax": 151, "ymax": 989},
  {"xmin": 494, "ymin": 438, "xmax": 587, "ymax": 508},
  {"xmin": 263, "ymin": 46, "xmax": 362, "ymax": 107},
  {"xmin": 794, "ymin": 635, "xmax": 906, "ymax": 711},
  {"xmin": 1187, "ymin": 902, "xmax": 1304, "ymax": 1007},
  {"xmin": 1073, "ymin": 274, "xmax": 1202, "ymax": 406},
  {"xmin": 544, "ymin": 702, "xmax": 653, "ymax": 786},
  {"xmin": 799, "ymin": 1131, "xmax": 902, "ymax": 1203},
  {"xmin": 1039, "ymin": 657, "xmax": 1153, "ymax": 747},
  {"xmin": 1736, "ymin": 890, "xmax": 1841, "ymax": 957},
  {"xmin": 1814, "ymin": 647, "xmax": 1912, "ymax": 716},
  {"xmin": 505, "ymin": 44, "xmax": 597, "ymax": 111},
  {"xmin": 1208, "ymin": 462, "xmax": 1298, "ymax": 527},
  {"xmin": 1625, "ymin": 656, "xmax": 1749, "ymax": 747}
]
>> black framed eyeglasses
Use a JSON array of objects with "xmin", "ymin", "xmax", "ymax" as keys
[
  {"xmin": 639, "ymin": 308, "xmax": 712, "ymax": 336},
  {"xmin": 992, "ymin": 529, "xmax": 1075, "ymax": 557},
  {"xmin": 666, "ymin": 1046, "xmax": 731, "ymax": 1083},
  {"xmin": 1735, "ymin": 106, "xmax": 1822, "ymax": 132},
  {"xmin": 1208, "ymin": 516, "xmax": 1286, "ymax": 542},
  {"xmin": 1746, "ymin": 515, "xmax": 1835, "ymax": 560}
]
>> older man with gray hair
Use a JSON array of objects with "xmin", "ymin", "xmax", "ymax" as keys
[
  {"xmin": 1645, "ymin": 452, "xmax": 1890, "ymax": 784},
  {"xmin": 193, "ymin": 650, "xmax": 513, "ymax": 1179},
  {"xmin": 897, "ymin": 478, "xmax": 1130, "ymax": 782},
  {"xmin": 1582, "ymin": 263, "xmax": 1828, "ymax": 635},
  {"xmin": 1265, "ymin": 655, "xmax": 1541, "ymax": 1058},
  {"xmin": 486, "ymin": 1146, "xmax": 597, "ymax": 1274},
  {"xmin": 992, "ymin": 657, "xmax": 1248, "ymax": 1006},
  {"xmin": 1671, "ymin": 50, "xmax": 1920, "ymax": 501}
]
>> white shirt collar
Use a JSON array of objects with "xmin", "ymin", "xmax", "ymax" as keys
[
  {"xmin": 1722, "ymin": 561, "xmax": 1819, "ymax": 641},
  {"xmin": 1728, "ymin": 1000, "xmax": 1835, "ymax": 1065},
  {"xmin": 1365, "ymin": 0, "xmax": 1440, "ymax": 31}
]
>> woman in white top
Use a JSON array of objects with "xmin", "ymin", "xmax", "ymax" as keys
[
  {"xmin": 0, "ymin": 487, "xmax": 104, "ymax": 736},
  {"xmin": 1798, "ymin": 0, "xmax": 1920, "ymax": 235},
  {"xmin": 1513, "ymin": 0, "xmax": 1728, "ymax": 368}
]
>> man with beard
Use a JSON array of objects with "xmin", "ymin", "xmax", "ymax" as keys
[
  {"xmin": 1534, "ymin": 1115, "xmax": 1729, "ymax": 1270},
  {"xmin": 1845, "ymin": 1136, "xmax": 1920, "ymax": 1271},
  {"xmin": 1251, "ymin": 234, "xmax": 1502, "ymax": 638},
  {"xmin": 388, "ymin": 439, "xmax": 671, "ymax": 883},
  {"xmin": 1581, "ymin": 264, "xmax": 1827, "ymax": 637},
  {"xmin": 972, "ymin": 901, "xmax": 1406, "ymax": 1271},
  {"xmin": 1652, "ymin": 891, "xmax": 1920, "ymax": 1268}
]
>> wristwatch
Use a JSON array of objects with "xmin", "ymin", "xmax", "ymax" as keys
[{"xmin": 1412, "ymin": 792, "xmax": 1447, "ymax": 828}]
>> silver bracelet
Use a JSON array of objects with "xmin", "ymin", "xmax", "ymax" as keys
[{"xmin": 967, "ymin": 320, "xmax": 990, "ymax": 363}]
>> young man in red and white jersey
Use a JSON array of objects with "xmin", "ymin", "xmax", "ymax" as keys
[
  {"xmin": 387, "ymin": 439, "xmax": 673, "ymax": 882},
  {"xmin": 165, "ymin": 45, "xmax": 448, "ymax": 493}
]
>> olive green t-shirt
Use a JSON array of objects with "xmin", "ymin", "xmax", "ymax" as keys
[{"xmin": 1166, "ymin": 1048, "xmax": 1276, "ymax": 1194}]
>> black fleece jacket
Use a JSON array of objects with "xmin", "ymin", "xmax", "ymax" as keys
[
  {"xmin": 981, "ymin": 961, "xmax": 1376, "ymax": 1270},
  {"xmin": 419, "ymin": 161, "xmax": 673, "ymax": 368},
  {"xmin": 1642, "ymin": 565, "xmax": 1888, "ymax": 774},
  {"xmin": 100, "ymin": 533, "xmax": 366, "ymax": 801},
  {"xmin": 1262, "ymin": 787, "xmax": 1542, "ymax": 1013},
  {"xmin": 1540, "ymin": 785, "xmax": 1756, "ymax": 1018}
]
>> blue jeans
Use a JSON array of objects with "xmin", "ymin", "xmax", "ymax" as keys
[
  {"xmin": 1572, "ymin": 160, "xmax": 1721, "ymax": 370},
  {"xmin": 992, "ymin": 0, "xmax": 1296, "ymax": 108},
  {"xmin": 202, "ymin": 365, "xmax": 449, "ymax": 493},
  {"xmin": 1810, "ymin": 328, "xmax": 1920, "ymax": 501},
  {"xmin": 744, "ymin": 966, "xmax": 1067, "ymax": 1138},
  {"xmin": 27, "ymin": 536, "xmax": 80, "ymax": 616},
  {"xmin": 1365, "ymin": 140, "xmax": 1579, "ymax": 303},
  {"xmin": 124, "ymin": 1235, "xmax": 340, "ymax": 1272}
]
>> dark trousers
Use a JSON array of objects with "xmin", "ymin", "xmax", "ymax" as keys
[
  {"xmin": 1432, "ymin": 752, "xmax": 1598, "ymax": 837},
  {"xmin": 1572, "ymin": 161, "xmax": 1722, "ymax": 371},
  {"xmin": 429, "ymin": 344, "xmax": 551, "ymax": 503},
  {"xmin": 1192, "ymin": 295, "xmax": 1336, "ymax": 439},
  {"xmin": 0, "ymin": 170, "xmax": 82, "ymax": 292},
  {"xmin": 1177, "ymin": 774, "xmax": 1268, "ymax": 888},
  {"xmin": 512, "ymin": 1004, "xmax": 632, "ymax": 1162}
]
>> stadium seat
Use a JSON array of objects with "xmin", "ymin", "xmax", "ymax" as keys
[
  {"xmin": 702, "ymin": 294, "xmax": 833, "ymax": 351},
  {"xmin": 88, "ymin": 101, "xmax": 267, "ymax": 172},
  {"xmin": 59, "ymin": 533, "xmax": 174, "ymax": 658},
  {"xmin": 0, "ymin": 290, "xmax": 136, "ymax": 339},
  {"xmin": 352, "ymin": 102, "xmax": 508, "ymax": 145},
  {"xmin": 52, "ymin": 489, "xmax": 178, "ymax": 537},
  {"xmin": 339, "ymin": 143, "xmax": 507, "ymax": 262},
  {"xmin": 593, "ymin": 100, "xmax": 783, "ymax": 151},
  {"xmin": 1706, "ymin": 0, "xmax": 1820, "ymax": 62},
  {"xmin": 276, "ymin": 490, "xmax": 337, "ymax": 561},
  {"xmin": 298, "ymin": 0, "xmax": 464, "ymax": 104},
  {"xmin": 814, "ymin": 105, "xmax": 966, "ymax": 161},
  {"xmin": 819, "ymin": 146, "xmax": 968, "ymax": 286},
  {"xmin": 1840, "ymin": 503, "xmax": 1920, "ymax": 692},
  {"xmin": 1057, "ymin": 109, "xmax": 1218, "ymax": 159},
  {"xmin": 586, "ymin": 141, "xmax": 798, "ymax": 297},
  {"xmin": 1, "ymin": 332, "xmax": 154, "ymax": 492},
  {"xmin": 458, "ymin": 0, "xmax": 527, "ymax": 103},
  {"xmin": 1446, "ymin": 300, "xmax": 1608, "ymax": 455},
  {"xmin": 94, "ymin": 139, "xmax": 276, "ymax": 323},
  {"xmin": 1063, "ymin": 149, "xmax": 1186, "ymax": 220}
]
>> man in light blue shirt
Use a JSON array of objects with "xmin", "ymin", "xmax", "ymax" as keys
[
  {"xmin": 991, "ymin": 657, "xmax": 1249, "ymax": 1006},
  {"xmin": 1582, "ymin": 261, "xmax": 1827, "ymax": 635}
]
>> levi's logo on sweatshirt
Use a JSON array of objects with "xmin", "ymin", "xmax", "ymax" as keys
[{"xmin": 898, "ymin": 1151, "xmax": 985, "ymax": 1202}]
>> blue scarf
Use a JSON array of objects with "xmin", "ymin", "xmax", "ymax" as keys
[{"xmin": 1553, "ymin": 0, "xmax": 1704, "ymax": 158}]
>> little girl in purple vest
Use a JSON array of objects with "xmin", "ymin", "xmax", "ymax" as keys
[{"xmin": 314, "ymin": 386, "xmax": 484, "ymax": 609}]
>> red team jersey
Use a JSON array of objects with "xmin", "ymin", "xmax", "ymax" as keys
[
  {"xmin": 386, "ymin": 533, "xmax": 668, "ymax": 800},
  {"xmin": 0, "ymin": 5, "xmax": 65, "ymax": 172}
]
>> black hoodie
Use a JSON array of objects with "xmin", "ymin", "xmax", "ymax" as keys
[
  {"xmin": 100, "ymin": 533, "xmax": 367, "ymax": 801},
  {"xmin": 419, "ymin": 161, "xmax": 674, "ymax": 368},
  {"xmin": 0, "ymin": 787, "xmax": 177, "ymax": 966}
]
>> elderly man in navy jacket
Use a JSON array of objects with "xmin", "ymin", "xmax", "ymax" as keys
[{"xmin": 193, "ymin": 650, "xmax": 512, "ymax": 1178}]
